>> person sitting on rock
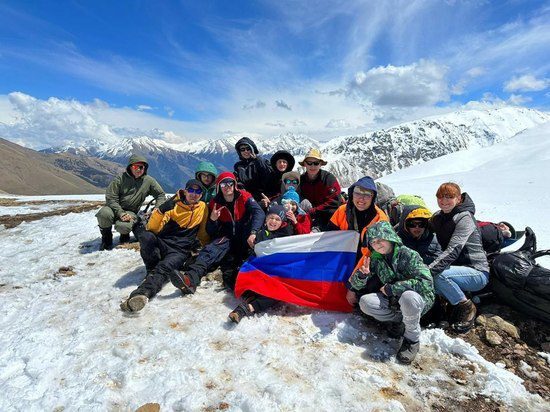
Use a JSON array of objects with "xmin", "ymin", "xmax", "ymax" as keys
[
  {"xmin": 96, "ymin": 154, "xmax": 166, "ymax": 250},
  {"xmin": 397, "ymin": 206, "xmax": 441, "ymax": 265},
  {"xmin": 298, "ymin": 148, "xmax": 342, "ymax": 231},
  {"xmin": 120, "ymin": 179, "xmax": 209, "ymax": 312},
  {"xmin": 228, "ymin": 204, "xmax": 294, "ymax": 323},
  {"xmin": 169, "ymin": 171, "xmax": 265, "ymax": 294},
  {"xmin": 429, "ymin": 182, "xmax": 490, "ymax": 333},
  {"xmin": 195, "ymin": 161, "xmax": 218, "ymax": 203},
  {"xmin": 348, "ymin": 221, "xmax": 434, "ymax": 364},
  {"xmin": 233, "ymin": 137, "xmax": 273, "ymax": 201}
]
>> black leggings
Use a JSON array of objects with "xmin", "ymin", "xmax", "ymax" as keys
[{"xmin": 241, "ymin": 290, "xmax": 278, "ymax": 313}]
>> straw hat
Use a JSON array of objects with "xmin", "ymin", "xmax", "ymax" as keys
[{"xmin": 299, "ymin": 148, "xmax": 327, "ymax": 166}]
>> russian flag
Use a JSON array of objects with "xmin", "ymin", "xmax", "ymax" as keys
[{"xmin": 235, "ymin": 231, "xmax": 359, "ymax": 312}]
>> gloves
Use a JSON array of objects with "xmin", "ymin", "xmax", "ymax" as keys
[{"xmin": 158, "ymin": 199, "xmax": 175, "ymax": 214}]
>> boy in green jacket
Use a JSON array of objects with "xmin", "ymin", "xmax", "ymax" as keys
[
  {"xmin": 96, "ymin": 154, "xmax": 166, "ymax": 250},
  {"xmin": 348, "ymin": 221, "xmax": 434, "ymax": 364}
]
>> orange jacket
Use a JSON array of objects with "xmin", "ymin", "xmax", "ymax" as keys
[{"xmin": 329, "ymin": 204, "xmax": 389, "ymax": 273}]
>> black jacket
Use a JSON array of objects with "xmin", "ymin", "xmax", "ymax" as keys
[
  {"xmin": 233, "ymin": 137, "xmax": 273, "ymax": 201},
  {"xmin": 397, "ymin": 205, "xmax": 441, "ymax": 265}
]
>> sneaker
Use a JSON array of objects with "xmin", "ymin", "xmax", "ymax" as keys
[
  {"xmin": 228, "ymin": 303, "xmax": 254, "ymax": 324},
  {"xmin": 119, "ymin": 233, "xmax": 131, "ymax": 244},
  {"xmin": 451, "ymin": 299, "xmax": 477, "ymax": 333},
  {"xmin": 397, "ymin": 337, "xmax": 419, "ymax": 364},
  {"xmin": 120, "ymin": 295, "xmax": 148, "ymax": 312},
  {"xmin": 387, "ymin": 322, "xmax": 405, "ymax": 339},
  {"xmin": 170, "ymin": 270, "xmax": 196, "ymax": 294}
]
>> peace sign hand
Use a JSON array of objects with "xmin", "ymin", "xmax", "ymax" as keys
[{"xmin": 210, "ymin": 204, "xmax": 222, "ymax": 221}]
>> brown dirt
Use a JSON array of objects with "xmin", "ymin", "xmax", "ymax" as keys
[
  {"xmin": 448, "ymin": 302, "xmax": 550, "ymax": 400},
  {"xmin": 0, "ymin": 200, "xmax": 103, "ymax": 228}
]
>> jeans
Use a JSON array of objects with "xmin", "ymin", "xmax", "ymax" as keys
[
  {"xmin": 434, "ymin": 266, "xmax": 489, "ymax": 305},
  {"xmin": 359, "ymin": 291, "xmax": 425, "ymax": 342}
]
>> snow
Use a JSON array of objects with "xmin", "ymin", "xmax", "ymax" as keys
[{"xmin": 1, "ymin": 124, "xmax": 550, "ymax": 410}]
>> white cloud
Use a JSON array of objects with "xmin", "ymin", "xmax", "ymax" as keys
[
  {"xmin": 504, "ymin": 74, "xmax": 549, "ymax": 92},
  {"xmin": 347, "ymin": 60, "xmax": 450, "ymax": 107},
  {"xmin": 136, "ymin": 104, "xmax": 154, "ymax": 111},
  {"xmin": 507, "ymin": 94, "xmax": 532, "ymax": 105}
]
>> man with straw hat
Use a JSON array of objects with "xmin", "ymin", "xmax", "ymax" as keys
[{"xmin": 298, "ymin": 148, "xmax": 342, "ymax": 231}]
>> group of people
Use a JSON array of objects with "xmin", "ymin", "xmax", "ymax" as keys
[{"xmin": 97, "ymin": 137, "xmax": 504, "ymax": 364}]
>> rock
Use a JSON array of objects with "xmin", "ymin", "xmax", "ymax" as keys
[
  {"xmin": 476, "ymin": 315, "xmax": 488, "ymax": 326},
  {"xmin": 449, "ymin": 369, "xmax": 468, "ymax": 385},
  {"xmin": 135, "ymin": 404, "xmax": 160, "ymax": 412},
  {"xmin": 486, "ymin": 330, "xmax": 503, "ymax": 346},
  {"xmin": 484, "ymin": 315, "xmax": 520, "ymax": 339},
  {"xmin": 541, "ymin": 342, "xmax": 550, "ymax": 352}
]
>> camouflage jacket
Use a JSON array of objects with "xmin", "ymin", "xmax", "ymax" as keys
[{"xmin": 349, "ymin": 221, "xmax": 434, "ymax": 314}]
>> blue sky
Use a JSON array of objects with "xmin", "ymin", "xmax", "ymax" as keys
[{"xmin": 0, "ymin": 0, "xmax": 549, "ymax": 147}]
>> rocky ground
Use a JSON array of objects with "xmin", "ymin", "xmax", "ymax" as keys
[{"xmin": 0, "ymin": 198, "xmax": 104, "ymax": 229}]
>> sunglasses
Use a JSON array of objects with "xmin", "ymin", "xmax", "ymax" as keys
[
  {"xmin": 353, "ymin": 191, "xmax": 373, "ymax": 199},
  {"xmin": 239, "ymin": 147, "xmax": 252, "ymax": 152},
  {"xmin": 305, "ymin": 161, "xmax": 320, "ymax": 166},
  {"xmin": 186, "ymin": 187, "xmax": 203, "ymax": 195},
  {"xmin": 131, "ymin": 164, "xmax": 145, "ymax": 170},
  {"xmin": 219, "ymin": 181, "xmax": 235, "ymax": 189},
  {"xmin": 284, "ymin": 178, "xmax": 299, "ymax": 185},
  {"xmin": 406, "ymin": 221, "xmax": 427, "ymax": 229}
]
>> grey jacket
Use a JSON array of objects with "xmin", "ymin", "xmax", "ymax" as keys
[{"xmin": 429, "ymin": 193, "xmax": 489, "ymax": 276}]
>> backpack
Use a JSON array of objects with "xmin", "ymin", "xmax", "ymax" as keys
[
  {"xmin": 478, "ymin": 222, "xmax": 504, "ymax": 254},
  {"xmin": 490, "ymin": 227, "xmax": 550, "ymax": 323}
]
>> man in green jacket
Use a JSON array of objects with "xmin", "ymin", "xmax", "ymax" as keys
[
  {"xmin": 348, "ymin": 221, "xmax": 434, "ymax": 364},
  {"xmin": 96, "ymin": 154, "xmax": 166, "ymax": 250}
]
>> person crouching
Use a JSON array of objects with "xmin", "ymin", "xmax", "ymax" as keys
[
  {"xmin": 348, "ymin": 221, "xmax": 434, "ymax": 364},
  {"xmin": 228, "ymin": 204, "xmax": 293, "ymax": 323}
]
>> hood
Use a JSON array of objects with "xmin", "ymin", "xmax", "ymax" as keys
[
  {"xmin": 397, "ymin": 205, "xmax": 432, "ymax": 236},
  {"xmin": 347, "ymin": 176, "xmax": 378, "ymax": 210},
  {"xmin": 235, "ymin": 137, "xmax": 259, "ymax": 159},
  {"xmin": 453, "ymin": 192, "xmax": 476, "ymax": 215},
  {"xmin": 367, "ymin": 221, "xmax": 403, "ymax": 245},
  {"xmin": 270, "ymin": 150, "xmax": 295, "ymax": 173},
  {"xmin": 215, "ymin": 171, "xmax": 239, "ymax": 194},
  {"xmin": 126, "ymin": 154, "xmax": 149, "ymax": 176},
  {"xmin": 195, "ymin": 161, "xmax": 218, "ymax": 180}
]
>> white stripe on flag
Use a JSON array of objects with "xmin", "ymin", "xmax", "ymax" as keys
[{"xmin": 254, "ymin": 231, "xmax": 360, "ymax": 257}]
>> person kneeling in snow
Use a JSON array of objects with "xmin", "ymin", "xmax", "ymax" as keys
[
  {"xmin": 120, "ymin": 179, "xmax": 209, "ymax": 312},
  {"xmin": 228, "ymin": 204, "xmax": 294, "ymax": 323},
  {"xmin": 348, "ymin": 221, "xmax": 434, "ymax": 364}
]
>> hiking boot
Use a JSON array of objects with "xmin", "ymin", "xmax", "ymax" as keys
[
  {"xmin": 119, "ymin": 233, "xmax": 131, "ymax": 244},
  {"xmin": 387, "ymin": 322, "xmax": 405, "ymax": 339},
  {"xmin": 228, "ymin": 303, "xmax": 254, "ymax": 324},
  {"xmin": 120, "ymin": 295, "xmax": 148, "ymax": 312},
  {"xmin": 170, "ymin": 270, "xmax": 196, "ymax": 294},
  {"xmin": 99, "ymin": 228, "xmax": 113, "ymax": 251},
  {"xmin": 397, "ymin": 337, "xmax": 419, "ymax": 364},
  {"xmin": 451, "ymin": 299, "xmax": 477, "ymax": 333}
]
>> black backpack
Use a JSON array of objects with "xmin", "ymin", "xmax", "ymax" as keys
[{"xmin": 490, "ymin": 227, "xmax": 550, "ymax": 323}]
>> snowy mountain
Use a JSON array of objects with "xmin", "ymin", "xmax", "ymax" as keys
[
  {"xmin": 45, "ymin": 106, "xmax": 550, "ymax": 191},
  {"xmin": 322, "ymin": 106, "xmax": 550, "ymax": 186},
  {"xmin": 1, "ymin": 122, "xmax": 550, "ymax": 411}
]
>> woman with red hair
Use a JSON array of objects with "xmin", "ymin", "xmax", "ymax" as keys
[{"xmin": 429, "ymin": 182, "xmax": 489, "ymax": 333}]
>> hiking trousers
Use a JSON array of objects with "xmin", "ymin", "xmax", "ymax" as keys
[
  {"xmin": 359, "ymin": 291, "xmax": 426, "ymax": 342},
  {"xmin": 131, "ymin": 231, "xmax": 190, "ymax": 299},
  {"xmin": 96, "ymin": 206, "xmax": 137, "ymax": 235}
]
